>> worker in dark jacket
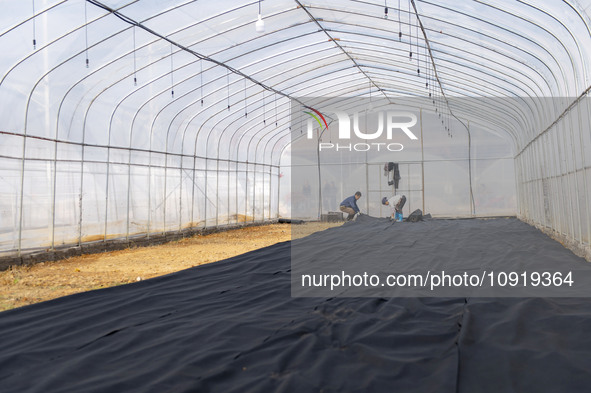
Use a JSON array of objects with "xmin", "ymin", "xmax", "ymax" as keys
[{"xmin": 340, "ymin": 191, "xmax": 362, "ymax": 221}]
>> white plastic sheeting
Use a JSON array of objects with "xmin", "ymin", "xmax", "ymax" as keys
[
  {"xmin": 0, "ymin": 0, "xmax": 590, "ymax": 258},
  {"xmin": 286, "ymin": 98, "xmax": 516, "ymax": 220}
]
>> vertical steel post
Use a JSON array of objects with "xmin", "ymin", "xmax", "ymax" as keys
[
  {"xmin": 227, "ymin": 159, "xmax": 231, "ymax": 225},
  {"xmin": 236, "ymin": 160, "xmax": 239, "ymax": 224},
  {"xmin": 216, "ymin": 156, "xmax": 220, "ymax": 227},
  {"xmin": 420, "ymin": 108, "xmax": 425, "ymax": 213},
  {"xmin": 277, "ymin": 155, "xmax": 282, "ymax": 220},
  {"xmin": 365, "ymin": 161, "xmax": 369, "ymax": 215},
  {"xmin": 245, "ymin": 160, "xmax": 248, "ymax": 223},
  {"xmin": 190, "ymin": 154, "xmax": 197, "ymax": 228},
  {"xmin": 126, "ymin": 143, "xmax": 132, "ymax": 241},
  {"xmin": 585, "ymin": 95, "xmax": 591, "ymax": 246},
  {"xmin": 179, "ymin": 152, "xmax": 184, "ymax": 233},
  {"xmin": 163, "ymin": 143, "xmax": 168, "ymax": 235},
  {"xmin": 204, "ymin": 158, "xmax": 208, "ymax": 229},
  {"xmin": 268, "ymin": 165, "xmax": 272, "ymax": 221},
  {"xmin": 252, "ymin": 162, "xmax": 256, "ymax": 222},
  {"xmin": 78, "ymin": 127, "xmax": 86, "ymax": 246}
]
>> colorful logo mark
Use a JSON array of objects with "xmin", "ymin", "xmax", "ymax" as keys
[{"xmin": 303, "ymin": 106, "xmax": 328, "ymax": 131}]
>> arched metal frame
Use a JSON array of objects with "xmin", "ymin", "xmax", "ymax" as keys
[{"xmin": 0, "ymin": 0, "xmax": 590, "ymax": 259}]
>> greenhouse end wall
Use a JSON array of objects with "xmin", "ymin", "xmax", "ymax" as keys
[{"xmin": 284, "ymin": 98, "xmax": 516, "ymax": 221}]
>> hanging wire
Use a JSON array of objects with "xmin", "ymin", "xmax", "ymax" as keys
[
  {"xmin": 398, "ymin": 0, "xmax": 402, "ymax": 40},
  {"xmin": 409, "ymin": 0, "xmax": 456, "ymax": 138},
  {"xmin": 85, "ymin": 1, "xmax": 89, "ymax": 67},
  {"xmin": 170, "ymin": 43, "xmax": 174, "ymax": 97},
  {"xmin": 416, "ymin": 9, "xmax": 420, "ymax": 75},
  {"xmin": 425, "ymin": 38, "xmax": 429, "ymax": 90},
  {"xmin": 133, "ymin": 26, "xmax": 137, "ymax": 85},
  {"xmin": 408, "ymin": 0, "xmax": 412, "ymax": 59},
  {"xmin": 244, "ymin": 78, "xmax": 248, "ymax": 117},
  {"xmin": 435, "ymin": 91, "xmax": 441, "ymax": 119},
  {"xmin": 227, "ymin": 69, "xmax": 231, "ymax": 110},
  {"xmin": 430, "ymin": 58, "xmax": 434, "ymax": 100},
  {"xmin": 448, "ymin": 107, "xmax": 452, "ymax": 137},
  {"xmin": 274, "ymin": 93, "xmax": 278, "ymax": 126},
  {"xmin": 32, "ymin": 0, "xmax": 36, "ymax": 49},
  {"xmin": 263, "ymin": 91, "xmax": 266, "ymax": 125},
  {"xmin": 200, "ymin": 60, "xmax": 204, "ymax": 105},
  {"xmin": 427, "ymin": 62, "xmax": 431, "ymax": 96},
  {"xmin": 436, "ymin": 91, "xmax": 440, "ymax": 116}
]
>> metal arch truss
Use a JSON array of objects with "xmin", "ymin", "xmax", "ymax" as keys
[{"xmin": 1, "ymin": 0, "xmax": 590, "ymax": 258}]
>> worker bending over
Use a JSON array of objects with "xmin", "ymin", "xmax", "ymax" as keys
[{"xmin": 382, "ymin": 194, "xmax": 406, "ymax": 222}]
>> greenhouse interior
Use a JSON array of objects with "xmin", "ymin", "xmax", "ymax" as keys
[{"xmin": 1, "ymin": 0, "xmax": 591, "ymax": 392}]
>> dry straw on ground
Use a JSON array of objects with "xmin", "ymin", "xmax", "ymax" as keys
[{"xmin": 0, "ymin": 222, "xmax": 342, "ymax": 311}]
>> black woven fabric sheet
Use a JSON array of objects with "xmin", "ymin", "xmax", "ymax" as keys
[{"xmin": 1, "ymin": 217, "xmax": 591, "ymax": 392}]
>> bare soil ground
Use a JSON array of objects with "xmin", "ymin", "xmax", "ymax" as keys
[{"xmin": 0, "ymin": 222, "xmax": 342, "ymax": 312}]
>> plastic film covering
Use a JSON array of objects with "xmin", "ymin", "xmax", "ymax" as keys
[
  {"xmin": 0, "ymin": 0, "xmax": 590, "ymax": 259},
  {"xmin": 287, "ymin": 97, "xmax": 516, "ymax": 221}
]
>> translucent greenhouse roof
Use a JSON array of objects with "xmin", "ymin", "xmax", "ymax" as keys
[{"xmin": 1, "ymin": 0, "xmax": 591, "ymax": 164}]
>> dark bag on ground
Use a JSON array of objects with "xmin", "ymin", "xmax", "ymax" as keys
[{"xmin": 406, "ymin": 209, "xmax": 423, "ymax": 223}]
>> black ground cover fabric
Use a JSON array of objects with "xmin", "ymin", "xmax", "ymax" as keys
[
  {"xmin": 1, "ymin": 217, "xmax": 591, "ymax": 392},
  {"xmin": 292, "ymin": 215, "xmax": 591, "ymax": 297}
]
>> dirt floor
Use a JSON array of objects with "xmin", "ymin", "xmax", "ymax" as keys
[{"xmin": 0, "ymin": 222, "xmax": 342, "ymax": 312}]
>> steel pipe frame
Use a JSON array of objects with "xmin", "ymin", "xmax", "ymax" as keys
[
  {"xmin": 514, "ymin": 1, "xmax": 590, "ymax": 245},
  {"xmin": 410, "ymin": 0, "xmax": 576, "ymax": 196},
  {"xmin": 39, "ymin": 14, "xmax": 321, "ymax": 242},
  {"xmin": 515, "ymin": 89, "xmax": 591, "ymax": 244},
  {"xmin": 77, "ymin": 6, "xmax": 319, "ymax": 239},
  {"xmin": 154, "ymin": 70, "xmax": 521, "ymax": 228},
  {"xmin": 12, "ymin": 0, "xmax": 568, "ymax": 153},
  {"xmin": 305, "ymin": 5, "xmax": 554, "ymax": 99},
  {"xmin": 278, "ymin": 2, "xmax": 560, "ymax": 166},
  {"xmin": 7, "ymin": 3, "xmax": 134, "ymax": 254},
  {"xmin": 86, "ymin": 12, "xmax": 564, "ymax": 184},
  {"xmin": 240, "ymin": 44, "xmax": 536, "ymax": 145},
  {"xmin": 6, "ymin": 0, "xmax": 591, "ymax": 254},
  {"xmin": 456, "ymin": 0, "xmax": 591, "ymax": 245},
  {"xmin": 6, "ymin": 1, "xmax": 584, "ymax": 130},
  {"xmin": 189, "ymin": 64, "xmax": 349, "ymax": 227},
  {"xmin": 305, "ymin": 1, "xmax": 570, "ymax": 124},
  {"xmin": 278, "ymin": 91, "xmax": 518, "ymax": 219},
  {"xmin": 415, "ymin": 0, "xmax": 577, "ymax": 96},
  {"xmin": 339, "ymin": 42, "xmax": 546, "ymax": 98},
  {"xmin": 55, "ymin": 0, "xmax": 568, "ymax": 133}
]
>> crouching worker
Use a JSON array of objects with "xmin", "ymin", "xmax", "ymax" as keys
[
  {"xmin": 382, "ymin": 194, "xmax": 406, "ymax": 222},
  {"xmin": 340, "ymin": 191, "xmax": 362, "ymax": 221}
]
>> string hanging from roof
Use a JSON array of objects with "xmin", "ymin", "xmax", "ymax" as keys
[
  {"xmin": 227, "ymin": 69, "xmax": 230, "ymax": 110},
  {"xmin": 32, "ymin": 0, "xmax": 37, "ymax": 49},
  {"xmin": 132, "ymin": 26, "xmax": 137, "ymax": 85},
  {"xmin": 244, "ymin": 78, "xmax": 248, "ymax": 117},
  {"xmin": 200, "ymin": 60, "xmax": 204, "ymax": 106},
  {"xmin": 170, "ymin": 43, "xmax": 174, "ymax": 97},
  {"xmin": 84, "ymin": 0, "xmax": 89, "ymax": 67}
]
